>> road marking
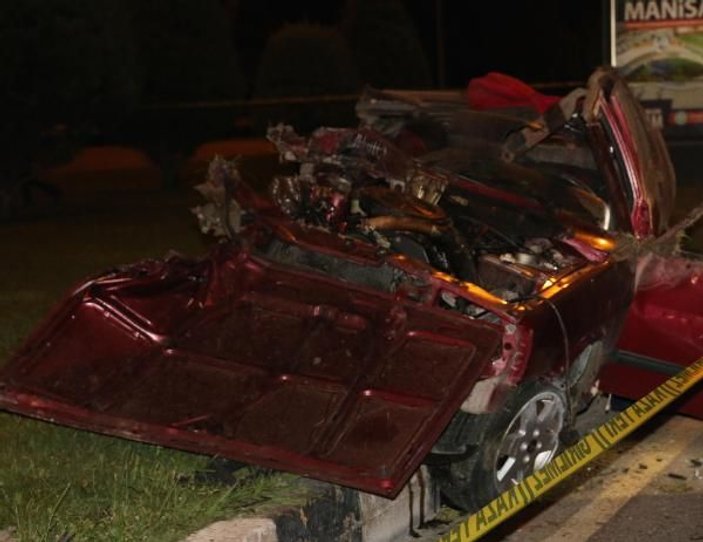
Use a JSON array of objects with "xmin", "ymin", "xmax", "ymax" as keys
[{"xmin": 542, "ymin": 416, "xmax": 702, "ymax": 542}]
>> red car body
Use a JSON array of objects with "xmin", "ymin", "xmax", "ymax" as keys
[{"xmin": 0, "ymin": 68, "xmax": 700, "ymax": 501}]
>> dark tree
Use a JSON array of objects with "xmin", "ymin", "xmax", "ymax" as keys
[
  {"xmin": 129, "ymin": 0, "xmax": 246, "ymax": 103},
  {"xmin": 0, "ymin": 0, "xmax": 140, "ymax": 217},
  {"xmin": 441, "ymin": 2, "xmax": 603, "ymax": 86},
  {"xmin": 233, "ymin": 0, "xmax": 344, "ymax": 83},
  {"xmin": 253, "ymin": 23, "xmax": 359, "ymax": 133},
  {"xmin": 342, "ymin": 0, "xmax": 432, "ymax": 89},
  {"xmin": 123, "ymin": 0, "xmax": 247, "ymax": 186}
]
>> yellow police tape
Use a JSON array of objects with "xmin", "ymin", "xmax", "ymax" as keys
[{"xmin": 437, "ymin": 356, "xmax": 703, "ymax": 542}]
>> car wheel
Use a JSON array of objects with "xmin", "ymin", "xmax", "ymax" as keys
[{"xmin": 431, "ymin": 382, "xmax": 566, "ymax": 511}]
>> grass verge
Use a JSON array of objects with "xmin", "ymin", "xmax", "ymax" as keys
[
  {"xmin": 0, "ymin": 414, "xmax": 296, "ymax": 542},
  {"xmin": 0, "ymin": 160, "xmax": 296, "ymax": 541}
]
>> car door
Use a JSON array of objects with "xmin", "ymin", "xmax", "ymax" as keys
[
  {"xmin": 600, "ymin": 218, "xmax": 703, "ymax": 418},
  {"xmin": 582, "ymin": 67, "xmax": 676, "ymax": 238},
  {"xmin": 586, "ymin": 69, "xmax": 703, "ymax": 417}
]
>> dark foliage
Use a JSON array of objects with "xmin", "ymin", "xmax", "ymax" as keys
[
  {"xmin": 123, "ymin": 0, "xmax": 247, "ymax": 186},
  {"xmin": 253, "ymin": 23, "xmax": 359, "ymax": 134},
  {"xmin": 0, "ymin": 0, "xmax": 140, "ymax": 215},
  {"xmin": 128, "ymin": 0, "xmax": 246, "ymax": 103},
  {"xmin": 342, "ymin": 0, "xmax": 432, "ymax": 89},
  {"xmin": 233, "ymin": 0, "xmax": 344, "ymax": 83}
]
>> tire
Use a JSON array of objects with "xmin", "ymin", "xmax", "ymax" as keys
[{"xmin": 430, "ymin": 382, "xmax": 567, "ymax": 512}]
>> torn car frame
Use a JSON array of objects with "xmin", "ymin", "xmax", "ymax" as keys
[{"xmin": 0, "ymin": 68, "xmax": 695, "ymax": 511}]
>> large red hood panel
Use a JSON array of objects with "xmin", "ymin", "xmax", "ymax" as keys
[{"xmin": 0, "ymin": 247, "xmax": 501, "ymax": 496}]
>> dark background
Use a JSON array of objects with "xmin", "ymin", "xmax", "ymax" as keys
[
  {"xmin": 234, "ymin": 0, "xmax": 607, "ymax": 87},
  {"xmin": 0, "ymin": 0, "xmax": 611, "ymax": 215}
]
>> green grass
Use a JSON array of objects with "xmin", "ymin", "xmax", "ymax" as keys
[
  {"xmin": 0, "ymin": 189, "xmax": 207, "ymax": 361},
  {"xmin": 678, "ymin": 32, "xmax": 703, "ymax": 52},
  {"xmin": 0, "ymin": 161, "xmax": 298, "ymax": 541},
  {"xmin": 0, "ymin": 415, "xmax": 296, "ymax": 542}
]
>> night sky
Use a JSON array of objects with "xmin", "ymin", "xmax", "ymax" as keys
[{"xmin": 233, "ymin": 0, "xmax": 607, "ymax": 88}]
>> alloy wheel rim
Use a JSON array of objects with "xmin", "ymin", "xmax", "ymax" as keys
[{"xmin": 493, "ymin": 390, "xmax": 565, "ymax": 493}]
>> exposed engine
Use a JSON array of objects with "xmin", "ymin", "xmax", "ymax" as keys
[{"xmin": 195, "ymin": 125, "xmax": 590, "ymax": 302}]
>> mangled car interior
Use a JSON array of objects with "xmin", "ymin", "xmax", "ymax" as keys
[{"xmin": 1, "ymin": 67, "xmax": 702, "ymax": 512}]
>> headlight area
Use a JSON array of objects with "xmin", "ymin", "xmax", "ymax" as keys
[{"xmin": 460, "ymin": 322, "xmax": 534, "ymax": 414}]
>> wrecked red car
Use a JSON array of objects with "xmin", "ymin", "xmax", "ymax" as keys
[{"xmin": 0, "ymin": 68, "xmax": 699, "ymax": 512}]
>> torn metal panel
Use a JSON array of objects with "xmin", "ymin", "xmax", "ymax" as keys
[
  {"xmin": 192, "ymin": 157, "xmax": 244, "ymax": 238},
  {"xmin": 583, "ymin": 68, "xmax": 677, "ymax": 236},
  {"xmin": 0, "ymin": 237, "xmax": 503, "ymax": 496}
]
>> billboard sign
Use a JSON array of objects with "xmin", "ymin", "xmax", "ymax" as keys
[{"xmin": 611, "ymin": 0, "xmax": 703, "ymax": 137}]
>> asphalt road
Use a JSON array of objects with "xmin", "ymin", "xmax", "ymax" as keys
[{"xmin": 414, "ymin": 412, "xmax": 703, "ymax": 542}]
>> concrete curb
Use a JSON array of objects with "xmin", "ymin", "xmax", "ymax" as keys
[
  {"xmin": 183, "ymin": 468, "xmax": 439, "ymax": 542},
  {"xmin": 184, "ymin": 519, "xmax": 277, "ymax": 542}
]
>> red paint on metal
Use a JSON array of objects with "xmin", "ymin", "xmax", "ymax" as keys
[
  {"xmin": 605, "ymin": 256, "xmax": 703, "ymax": 418},
  {"xmin": 0, "ymin": 239, "xmax": 503, "ymax": 497}
]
